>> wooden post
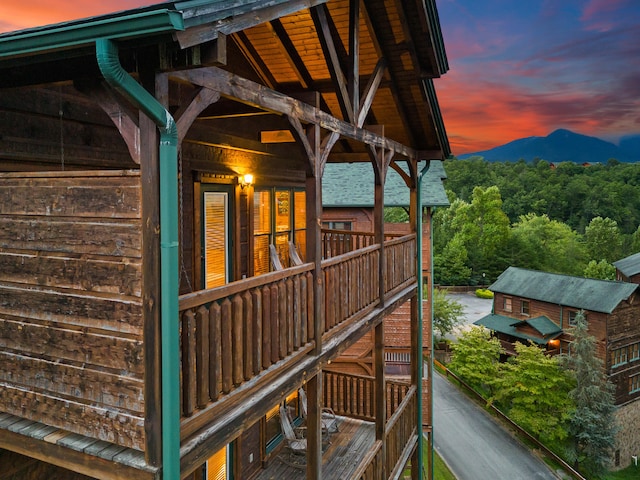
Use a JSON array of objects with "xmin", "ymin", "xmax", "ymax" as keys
[
  {"xmin": 141, "ymin": 111, "xmax": 162, "ymax": 466},
  {"xmin": 306, "ymin": 373, "xmax": 323, "ymax": 479},
  {"xmin": 374, "ymin": 321, "xmax": 386, "ymax": 476}
]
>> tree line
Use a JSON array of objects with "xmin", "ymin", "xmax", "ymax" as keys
[{"xmin": 430, "ymin": 159, "xmax": 640, "ymax": 285}]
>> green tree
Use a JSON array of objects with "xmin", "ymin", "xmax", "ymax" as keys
[
  {"xmin": 562, "ymin": 312, "xmax": 617, "ymax": 479},
  {"xmin": 494, "ymin": 342, "xmax": 574, "ymax": 443},
  {"xmin": 583, "ymin": 260, "xmax": 616, "ymax": 280},
  {"xmin": 433, "ymin": 234, "xmax": 472, "ymax": 285},
  {"xmin": 585, "ymin": 217, "xmax": 622, "ymax": 263},
  {"xmin": 432, "ymin": 289, "xmax": 465, "ymax": 341},
  {"xmin": 449, "ymin": 326, "xmax": 502, "ymax": 396},
  {"xmin": 509, "ymin": 213, "xmax": 587, "ymax": 275}
]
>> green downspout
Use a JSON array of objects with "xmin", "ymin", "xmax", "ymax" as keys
[
  {"xmin": 416, "ymin": 161, "xmax": 432, "ymax": 480},
  {"xmin": 96, "ymin": 38, "xmax": 180, "ymax": 480}
]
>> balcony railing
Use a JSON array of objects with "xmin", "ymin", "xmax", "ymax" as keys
[
  {"xmin": 178, "ymin": 264, "xmax": 314, "ymax": 417},
  {"xmin": 323, "ymin": 370, "xmax": 412, "ymax": 421},
  {"xmin": 177, "ymin": 233, "xmax": 417, "ymax": 432}
]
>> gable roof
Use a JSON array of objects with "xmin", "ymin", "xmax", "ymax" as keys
[
  {"xmin": 0, "ymin": 0, "xmax": 450, "ymax": 159},
  {"xmin": 474, "ymin": 314, "xmax": 561, "ymax": 345},
  {"xmin": 490, "ymin": 267, "xmax": 638, "ymax": 314},
  {"xmin": 614, "ymin": 252, "xmax": 640, "ymax": 277},
  {"xmin": 322, "ymin": 160, "xmax": 449, "ymax": 208}
]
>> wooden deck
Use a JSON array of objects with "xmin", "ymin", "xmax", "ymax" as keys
[{"xmin": 255, "ymin": 416, "xmax": 375, "ymax": 480}]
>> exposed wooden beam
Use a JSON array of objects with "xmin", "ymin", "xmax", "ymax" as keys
[
  {"xmin": 310, "ymin": 4, "xmax": 354, "ymax": 123},
  {"xmin": 230, "ymin": 31, "xmax": 277, "ymax": 89},
  {"xmin": 358, "ymin": 57, "xmax": 386, "ymax": 128},
  {"xmin": 174, "ymin": 87, "xmax": 221, "ymax": 144},
  {"xmin": 348, "ymin": 0, "xmax": 360, "ymax": 122},
  {"xmin": 266, "ymin": 19, "xmax": 314, "ymax": 88},
  {"xmin": 175, "ymin": 0, "xmax": 330, "ymax": 48},
  {"xmin": 168, "ymin": 67, "xmax": 418, "ymax": 159}
]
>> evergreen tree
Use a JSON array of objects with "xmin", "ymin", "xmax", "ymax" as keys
[{"xmin": 563, "ymin": 312, "xmax": 618, "ymax": 479}]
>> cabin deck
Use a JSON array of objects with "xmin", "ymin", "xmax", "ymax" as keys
[{"xmin": 255, "ymin": 416, "xmax": 375, "ymax": 480}]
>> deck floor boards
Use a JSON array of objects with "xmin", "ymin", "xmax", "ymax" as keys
[{"xmin": 255, "ymin": 416, "xmax": 375, "ymax": 480}]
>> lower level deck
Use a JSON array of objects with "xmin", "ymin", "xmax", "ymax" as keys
[{"xmin": 256, "ymin": 416, "xmax": 375, "ymax": 480}]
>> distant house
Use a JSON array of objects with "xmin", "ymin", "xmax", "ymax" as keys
[
  {"xmin": 614, "ymin": 252, "xmax": 640, "ymax": 284},
  {"xmin": 476, "ymin": 266, "xmax": 640, "ymax": 470}
]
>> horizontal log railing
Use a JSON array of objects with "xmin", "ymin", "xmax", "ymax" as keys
[
  {"xmin": 322, "ymin": 244, "xmax": 380, "ymax": 335},
  {"xmin": 383, "ymin": 234, "xmax": 416, "ymax": 295},
  {"xmin": 178, "ymin": 263, "xmax": 314, "ymax": 417},
  {"xmin": 385, "ymin": 385, "xmax": 417, "ymax": 479}
]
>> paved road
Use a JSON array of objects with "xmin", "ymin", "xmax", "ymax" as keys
[
  {"xmin": 433, "ymin": 371, "xmax": 558, "ymax": 480},
  {"xmin": 433, "ymin": 292, "xmax": 558, "ymax": 480}
]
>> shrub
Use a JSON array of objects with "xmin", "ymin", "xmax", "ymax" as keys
[{"xmin": 475, "ymin": 288, "xmax": 494, "ymax": 299}]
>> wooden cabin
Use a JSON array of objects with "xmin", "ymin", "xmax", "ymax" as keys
[
  {"xmin": 614, "ymin": 252, "xmax": 640, "ymax": 284},
  {"xmin": 0, "ymin": 1, "xmax": 450, "ymax": 479},
  {"xmin": 477, "ymin": 266, "xmax": 640, "ymax": 469}
]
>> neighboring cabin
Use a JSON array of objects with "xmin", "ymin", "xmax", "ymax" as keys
[
  {"xmin": 477, "ymin": 264, "xmax": 640, "ymax": 470},
  {"xmin": 0, "ymin": 1, "xmax": 450, "ymax": 480}
]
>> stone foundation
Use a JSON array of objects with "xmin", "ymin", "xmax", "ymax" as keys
[{"xmin": 613, "ymin": 400, "xmax": 640, "ymax": 470}]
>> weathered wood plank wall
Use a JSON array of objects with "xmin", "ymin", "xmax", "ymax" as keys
[{"xmin": 0, "ymin": 170, "xmax": 145, "ymax": 450}]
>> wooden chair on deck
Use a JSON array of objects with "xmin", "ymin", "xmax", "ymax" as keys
[
  {"xmin": 279, "ymin": 404, "xmax": 307, "ymax": 455},
  {"xmin": 288, "ymin": 241, "xmax": 304, "ymax": 266},
  {"xmin": 269, "ymin": 244, "xmax": 284, "ymax": 271},
  {"xmin": 298, "ymin": 387, "xmax": 339, "ymax": 434}
]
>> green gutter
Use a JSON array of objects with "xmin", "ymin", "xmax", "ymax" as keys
[
  {"xmin": 416, "ymin": 160, "xmax": 431, "ymax": 479},
  {"xmin": 0, "ymin": 9, "xmax": 183, "ymax": 58},
  {"xmin": 96, "ymin": 39, "xmax": 180, "ymax": 480}
]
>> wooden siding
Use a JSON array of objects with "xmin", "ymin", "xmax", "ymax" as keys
[{"xmin": 0, "ymin": 170, "xmax": 145, "ymax": 451}]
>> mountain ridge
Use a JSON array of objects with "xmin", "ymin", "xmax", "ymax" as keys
[{"xmin": 458, "ymin": 129, "xmax": 639, "ymax": 163}]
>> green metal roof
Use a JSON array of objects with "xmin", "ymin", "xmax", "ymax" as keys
[
  {"xmin": 474, "ymin": 314, "xmax": 559, "ymax": 345},
  {"xmin": 322, "ymin": 160, "xmax": 449, "ymax": 208},
  {"xmin": 614, "ymin": 252, "xmax": 640, "ymax": 278},
  {"xmin": 490, "ymin": 267, "xmax": 638, "ymax": 314}
]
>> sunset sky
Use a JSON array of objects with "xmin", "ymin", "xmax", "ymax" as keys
[{"xmin": 1, "ymin": 0, "xmax": 638, "ymax": 155}]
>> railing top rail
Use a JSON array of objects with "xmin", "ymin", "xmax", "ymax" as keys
[
  {"xmin": 349, "ymin": 439, "xmax": 383, "ymax": 480},
  {"xmin": 383, "ymin": 233, "xmax": 416, "ymax": 246},
  {"xmin": 385, "ymin": 385, "xmax": 417, "ymax": 433},
  {"xmin": 321, "ymin": 243, "xmax": 380, "ymax": 268},
  {"xmin": 179, "ymin": 262, "xmax": 314, "ymax": 310},
  {"xmin": 321, "ymin": 228, "xmax": 376, "ymax": 237},
  {"xmin": 323, "ymin": 369, "xmax": 375, "ymax": 382}
]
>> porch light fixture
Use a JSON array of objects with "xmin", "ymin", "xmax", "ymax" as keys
[{"xmin": 239, "ymin": 173, "xmax": 254, "ymax": 189}]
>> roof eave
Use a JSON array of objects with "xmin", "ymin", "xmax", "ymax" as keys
[{"xmin": 0, "ymin": 9, "xmax": 184, "ymax": 59}]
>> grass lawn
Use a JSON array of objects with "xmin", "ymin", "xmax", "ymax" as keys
[
  {"xmin": 434, "ymin": 450, "xmax": 456, "ymax": 480},
  {"xmin": 604, "ymin": 464, "xmax": 640, "ymax": 479}
]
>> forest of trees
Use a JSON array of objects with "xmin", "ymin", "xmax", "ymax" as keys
[{"xmin": 428, "ymin": 159, "xmax": 640, "ymax": 285}]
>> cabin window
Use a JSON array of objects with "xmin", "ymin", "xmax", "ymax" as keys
[
  {"xmin": 205, "ymin": 445, "xmax": 230, "ymax": 480},
  {"xmin": 629, "ymin": 374, "xmax": 640, "ymax": 394},
  {"xmin": 503, "ymin": 297, "xmax": 512, "ymax": 312},
  {"xmin": 567, "ymin": 311, "xmax": 585, "ymax": 327},
  {"xmin": 264, "ymin": 391, "xmax": 300, "ymax": 453},
  {"xmin": 323, "ymin": 221, "xmax": 352, "ymax": 230},
  {"xmin": 254, "ymin": 188, "xmax": 306, "ymax": 274},
  {"xmin": 612, "ymin": 347, "xmax": 628, "ymax": 367},
  {"xmin": 631, "ymin": 343, "xmax": 640, "ymax": 362},
  {"xmin": 521, "ymin": 300, "xmax": 530, "ymax": 316}
]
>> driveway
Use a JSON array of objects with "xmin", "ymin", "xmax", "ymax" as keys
[
  {"xmin": 433, "ymin": 291, "xmax": 559, "ymax": 480},
  {"xmin": 433, "ymin": 371, "xmax": 558, "ymax": 480}
]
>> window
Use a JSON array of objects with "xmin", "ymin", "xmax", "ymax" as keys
[
  {"xmin": 521, "ymin": 300, "xmax": 530, "ymax": 315},
  {"xmin": 503, "ymin": 297, "xmax": 512, "ymax": 312},
  {"xmin": 612, "ymin": 347, "xmax": 628, "ymax": 367},
  {"xmin": 568, "ymin": 311, "xmax": 586, "ymax": 327},
  {"xmin": 253, "ymin": 188, "xmax": 306, "ymax": 274},
  {"xmin": 629, "ymin": 374, "xmax": 640, "ymax": 394},
  {"xmin": 631, "ymin": 343, "xmax": 640, "ymax": 362},
  {"xmin": 323, "ymin": 221, "xmax": 352, "ymax": 231}
]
